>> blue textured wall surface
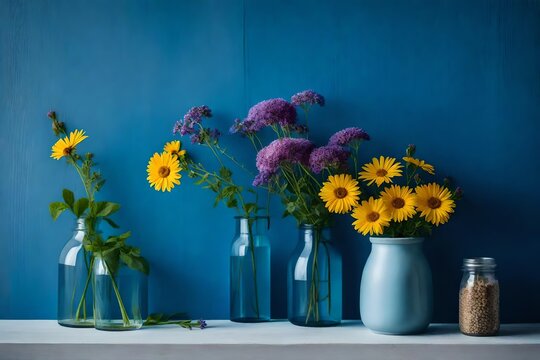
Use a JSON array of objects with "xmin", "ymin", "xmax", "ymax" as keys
[{"xmin": 1, "ymin": 0, "xmax": 539, "ymax": 322}]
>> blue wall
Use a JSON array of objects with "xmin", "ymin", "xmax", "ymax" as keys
[{"xmin": 1, "ymin": 0, "xmax": 540, "ymax": 322}]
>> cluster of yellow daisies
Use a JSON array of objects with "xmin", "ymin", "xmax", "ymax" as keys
[
  {"xmin": 318, "ymin": 156, "xmax": 456, "ymax": 236},
  {"xmin": 146, "ymin": 141, "xmax": 185, "ymax": 192}
]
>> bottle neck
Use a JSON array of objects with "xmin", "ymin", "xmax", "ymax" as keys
[
  {"xmin": 235, "ymin": 217, "xmax": 269, "ymax": 235},
  {"xmin": 299, "ymin": 224, "xmax": 330, "ymax": 243},
  {"xmin": 72, "ymin": 217, "xmax": 86, "ymax": 243}
]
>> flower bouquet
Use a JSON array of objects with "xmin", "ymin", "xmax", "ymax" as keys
[
  {"xmin": 320, "ymin": 144, "xmax": 462, "ymax": 334},
  {"xmin": 232, "ymin": 90, "xmax": 370, "ymax": 326},
  {"xmin": 148, "ymin": 106, "xmax": 271, "ymax": 322},
  {"xmin": 48, "ymin": 112, "xmax": 149, "ymax": 330}
]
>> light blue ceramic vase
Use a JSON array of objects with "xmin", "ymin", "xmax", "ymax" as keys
[{"xmin": 360, "ymin": 237, "xmax": 432, "ymax": 335}]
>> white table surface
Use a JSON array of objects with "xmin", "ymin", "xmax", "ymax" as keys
[{"xmin": 1, "ymin": 320, "xmax": 539, "ymax": 360}]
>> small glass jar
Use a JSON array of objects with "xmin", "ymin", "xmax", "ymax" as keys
[
  {"xmin": 93, "ymin": 257, "xmax": 148, "ymax": 331},
  {"xmin": 459, "ymin": 258, "xmax": 499, "ymax": 336}
]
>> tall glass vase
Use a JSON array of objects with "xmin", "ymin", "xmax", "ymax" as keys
[
  {"xmin": 58, "ymin": 217, "xmax": 94, "ymax": 327},
  {"xmin": 288, "ymin": 225, "xmax": 342, "ymax": 327},
  {"xmin": 230, "ymin": 216, "xmax": 271, "ymax": 322},
  {"xmin": 93, "ymin": 257, "xmax": 148, "ymax": 331}
]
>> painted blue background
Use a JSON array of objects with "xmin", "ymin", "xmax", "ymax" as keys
[{"xmin": 1, "ymin": 0, "xmax": 539, "ymax": 322}]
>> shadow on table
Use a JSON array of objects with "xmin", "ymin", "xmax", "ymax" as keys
[{"xmin": 498, "ymin": 326, "xmax": 540, "ymax": 337}]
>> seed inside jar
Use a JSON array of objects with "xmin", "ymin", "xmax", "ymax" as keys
[{"xmin": 459, "ymin": 278, "xmax": 499, "ymax": 336}]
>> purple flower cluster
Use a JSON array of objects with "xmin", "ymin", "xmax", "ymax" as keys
[
  {"xmin": 291, "ymin": 90, "xmax": 325, "ymax": 107},
  {"xmin": 230, "ymin": 99, "xmax": 297, "ymax": 136},
  {"xmin": 173, "ymin": 105, "xmax": 220, "ymax": 144},
  {"xmin": 247, "ymin": 98, "xmax": 297, "ymax": 128},
  {"xmin": 328, "ymin": 127, "xmax": 370, "ymax": 146},
  {"xmin": 229, "ymin": 118, "xmax": 259, "ymax": 136},
  {"xmin": 254, "ymin": 138, "xmax": 315, "ymax": 186},
  {"xmin": 173, "ymin": 105, "xmax": 212, "ymax": 136},
  {"xmin": 309, "ymin": 145, "xmax": 350, "ymax": 174}
]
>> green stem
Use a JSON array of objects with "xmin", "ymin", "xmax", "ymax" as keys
[
  {"xmin": 247, "ymin": 220, "xmax": 260, "ymax": 319},
  {"xmin": 322, "ymin": 241, "xmax": 332, "ymax": 313},
  {"xmin": 215, "ymin": 144, "xmax": 254, "ymax": 176},
  {"xmin": 75, "ymin": 256, "xmax": 94, "ymax": 321},
  {"xmin": 103, "ymin": 260, "xmax": 131, "ymax": 327},
  {"xmin": 306, "ymin": 232, "xmax": 320, "ymax": 324}
]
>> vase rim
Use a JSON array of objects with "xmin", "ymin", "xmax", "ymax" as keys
[
  {"xmin": 234, "ymin": 215, "xmax": 270, "ymax": 220},
  {"xmin": 369, "ymin": 237, "xmax": 424, "ymax": 244}
]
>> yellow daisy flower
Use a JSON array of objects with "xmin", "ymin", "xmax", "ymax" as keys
[
  {"xmin": 402, "ymin": 156, "xmax": 435, "ymax": 175},
  {"xmin": 415, "ymin": 183, "xmax": 455, "ymax": 226},
  {"xmin": 164, "ymin": 140, "xmax": 186, "ymax": 159},
  {"xmin": 319, "ymin": 174, "xmax": 361, "ymax": 214},
  {"xmin": 50, "ymin": 129, "xmax": 88, "ymax": 160},
  {"xmin": 359, "ymin": 156, "xmax": 403, "ymax": 186},
  {"xmin": 351, "ymin": 197, "xmax": 391, "ymax": 236},
  {"xmin": 147, "ymin": 152, "xmax": 182, "ymax": 192},
  {"xmin": 380, "ymin": 185, "xmax": 416, "ymax": 222}
]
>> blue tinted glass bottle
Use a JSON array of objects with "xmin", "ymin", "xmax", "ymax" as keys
[
  {"xmin": 58, "ymin": 217, "xmax": 94, "ymax": 327},
  {"xmin": 288, "ymin": 225, "xmax": 342, "ymax": 327},
  {"xmin": 93, "ymin": 257, "xmax": 148, "ymax": 331},
  {"xmin": 230, "ymin": 216, "xmax": 271, "ymax": 322}
]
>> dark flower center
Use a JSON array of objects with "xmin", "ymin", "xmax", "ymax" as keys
[
  {"xmin": 392, "ymin": 198, "xmax": 405, "ymax": 209},
  {"xmin": 63, "ymin": 146, "xmax": 73, "ymax": 156},
  {"xmin": 158, "ymin": 166, "xmax": 171, "ymax": 178},
  {"xmin": 428, "ymin": 197, "xmax": 442, "ymax": 209},
  {"xmin": 376, "ymin": 169, "xmax": 388, "ymax": 177},
  {"xmin": 367, "ymin": 212, "xmax": 380, "ymax": 222},
  {"xmin": 334, "ymin": 187, "xmax": 348, "ymax": 199}
]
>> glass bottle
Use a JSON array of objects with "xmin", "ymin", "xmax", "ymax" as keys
[
  {"xmin": 58, "ymin": 217, "xmax": 94, "ymax": 327},
  {"xmin": 288, "ymin": 225, "xmax": 342, "ymax": 327},
  {"xmin": 459, "ymin": 257, "xmax": 500, "ymax": 336},
  {"xmin": 230, "ymin": 216, "xmax": 271, "ymax": 322},
  {"xmin": 93, "ymin": 257, "xmax": 148, "ymax": 331}
]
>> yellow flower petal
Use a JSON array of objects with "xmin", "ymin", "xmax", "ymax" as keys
[
  {"xmin": 319, "ymin": 174, "xmax": 361, "ymax": 214},
  {"xmin": 415, "ymin": 183, "xmax": 455, "ymax": 226},
  {"xmin": 146, "ymin": 152, "xmax": 182, "ymax": 192},
  {"xmin": 359, "ymin": 156, "xmax": 403, "ymax": 186}
]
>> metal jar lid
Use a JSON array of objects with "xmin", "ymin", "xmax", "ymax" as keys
[{"xmin": 462, "ymin": 257, "xmax": 497, "ymax": 270}]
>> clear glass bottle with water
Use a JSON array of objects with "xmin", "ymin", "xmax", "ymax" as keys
[
  {"xmin": 93, "ymin": 257, "xmax": 148, "ymax": 331},
  {"xmin": 58, "ymin": 217, "xmax": 94, "ymax": 327},
  {"xmin": 288, "ymin": 225, "xmax": 342, "ymax": 327},
  {"xmin": 230, "ymin": 216, "xmax": 271, "ymax": 322}
]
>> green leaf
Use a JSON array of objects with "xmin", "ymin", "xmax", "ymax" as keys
[
  {"xmin": 62, "ymin": 189, "xmax": 74, "ymax": 209},
  {"xmin": 120, "ymin": 252, "xmax": 150, "ymax": 275},
  {"xmin": 194, "ymin": 173, "xmax": 209, "ymax": 185},
  {"xmin": 95, "ymin": 202, "xmax": 120, "ymax": 217},
  {"xmin": 144, "ymin": 312, "xmax": 189, "ymax": 325},
  {"xmin": 243, "ymin": 203, "xmax": 258, "ymax": 215},
  {"xmin": 286, "ymin": 202, "xmax": 297, "ymax": 214},
  {"xmin": 73, "ymin": 198, "xmax": 89, "ymax": 217},
  {"xmin": 226, "ymin": 198, "xmax": 238, "ymax": 208},
  {"xmin": 117, "ymin": 231, "xmax": 131, "ymax": 240},
  {"xmin": 95, "ymin": 179, "xmax": 106, "ymax": 191},
  {"xmin": 219, "ymin": 166, "xmax": 232, "ymax": 181},
  {"xmin": 102, "ymin": 217, "xmax": 120, "ymax": 228},
  {"xmin": 49, "ymin": 202, "xmax": 69, "ymax": 220},
  {"xmin": 102, "ymin": 253, "xmax": 120, "ymax": 276}
]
